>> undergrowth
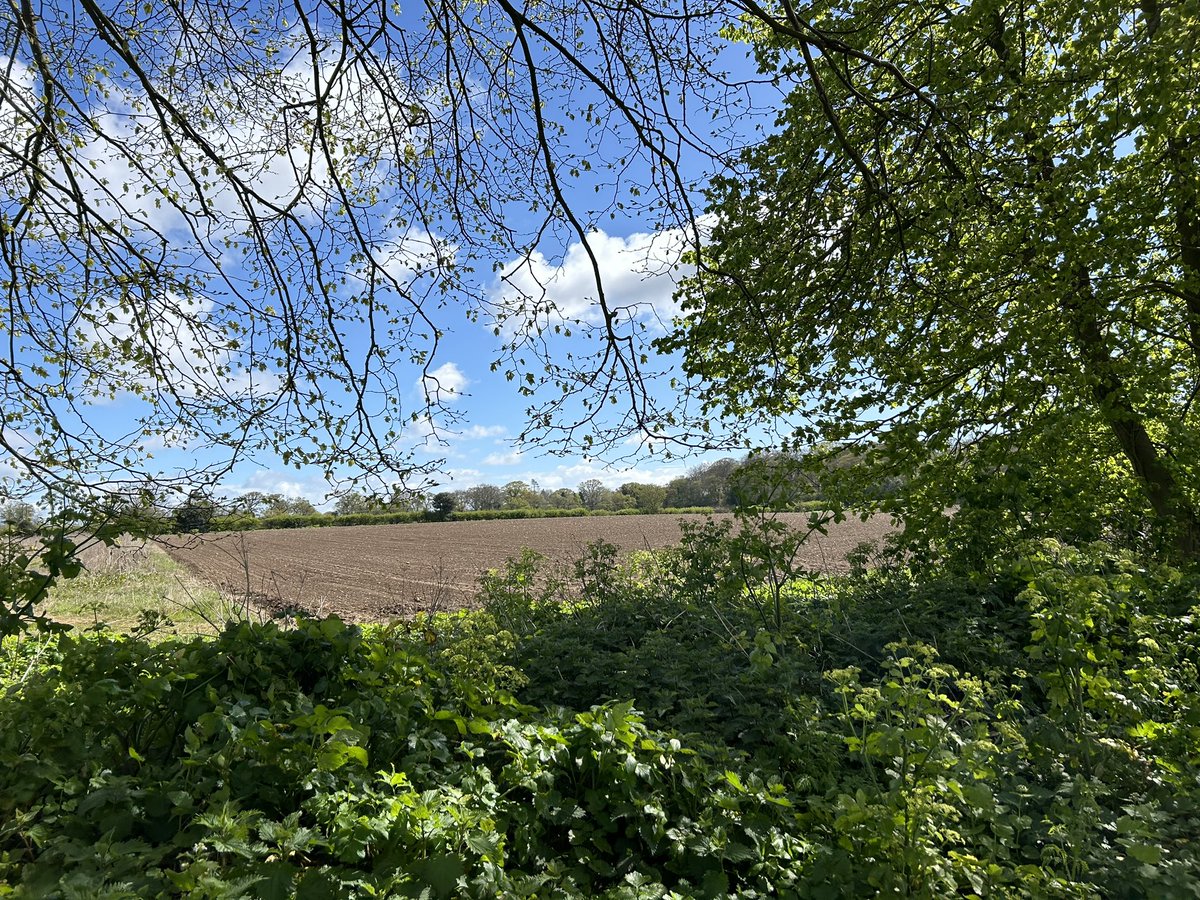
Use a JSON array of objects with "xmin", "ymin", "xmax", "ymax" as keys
[{"xmin": 2, "ymin": 537, "xmax": 1199, "ymax": 896}]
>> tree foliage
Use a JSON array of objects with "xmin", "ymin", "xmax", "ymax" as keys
[
  {"xmin": 0, "ymin": 0, "xmax": 781, "ymax": 507},
  {"xmin": 430, "ymin": 491, "xmax": 458, "ymax": 519},
  {"xmin": 0, "ymin": 500, "xmax": 38, "ymax": 535},
  {"xmin": 665, "ymin": 459, "xmax": 739, "ymax": 510},
  {"xmin": 662, "ymin": 0, "xmax": 1200, "ymax": 561},
  {"xmin": 172, "ymin": 490, "xmax": 216, "ymax": 534},
  {"xmin": 619, "ymin": 481, "xmax": 667, "ymax": 513}
]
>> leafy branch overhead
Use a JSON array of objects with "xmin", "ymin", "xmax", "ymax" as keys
[
  {"xmin": 663, "ymin": 0, "xmax": 1200, "ymax": 560},
  {"xmin": 2, "ymin": 0, "xmax": 768, "ymax": 500}
]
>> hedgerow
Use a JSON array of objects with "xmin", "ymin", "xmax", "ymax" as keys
[{"xmin": 201, "ymin": 506, "xmax": 719, "ymax": 533}]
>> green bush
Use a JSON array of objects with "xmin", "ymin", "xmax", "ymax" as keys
[
  {"xmin": 432, "ymin": 538, "xmax": 1200, "ymax": 896},
  {"xmin": 4, "ymin": 538, "xmax": 1199, "ymax": 896},
  {"xmin": 449, "ymin": 507, "xmax": 590, "ymax": 521},
  {"xmin": 202, "ymin": 505, "xmax": 714, "ymax": 534},
  {"xmin": 0, "ymin": 618, "xmax": 804, "ymax": 897}
]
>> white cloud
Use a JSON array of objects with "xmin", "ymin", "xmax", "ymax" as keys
[
  {"xmin": 441, "ymin": 467, "xmax": 483, "ymax": 483},
  {"xmin": 0, "ymin": 428, "xmax": 37, "ymax": 482},
  {"xmin": 73, "ymin": 291, "xmax": 281, "ymax": 403},
  {"xmin": 482, "ymin": 451, "xmax": 524, "ymax": 466},
  {"xmin": 489, "ymin": 222, "xmax": 710, "ymax": 337},
  {"xmin": 459, "ymin": 424, "xmax": 508, "ymax": 440},
  {"xmin": 401, "ymin": 414, "xmax": 439, "ymax": 446},
  {"xmin": 140, "ymin": 426, "xmax": 197, "ymax": 452},
  {"xmin": 223, "ymin": 468, "xmax": 332, "ymax": 502},
  {"xmin": 420, "ymin": 362, "xmax": 468, "ymax": 405},
  {"xmin": 22, "ymin": 28, "xmax": 435, "ymax": 259},
  {"xmin": 0, "ymin": 57, "xmax": 38, "ymax": 167},
  {"xmin": 371, "ymin": 227, "xmax": 459, "ymax": 286}
]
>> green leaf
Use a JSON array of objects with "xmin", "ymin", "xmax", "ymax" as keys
[
  {"xmin": 411, "ymin": 854, "xmax": 466, "ymax": 898},
  {"xmin": 1127, "ymin": 843, "xmax": 1163, "ymax": 865}
]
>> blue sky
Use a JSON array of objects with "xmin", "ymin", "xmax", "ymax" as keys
[
  {"xmin": 28, "ymin": 214, "xmax": 727, "ymax": 506},
  {"xmin": 1, "ymin": 4, "xmax": 770, "ymax": 509},
  {"xmin": 144, "ymin": 220, "xmax": 733, "ymax": 506}
]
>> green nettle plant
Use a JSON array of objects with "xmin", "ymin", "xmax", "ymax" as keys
[
  {"xmin": 3, "ymin": 527, "xmax": 1199, "ymax": 896},
  {"xmin": 817, "ymin": 645, "xmax": 1015, "ymax": 896}
]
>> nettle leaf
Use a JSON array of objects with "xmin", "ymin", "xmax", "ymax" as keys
[
  {"xmin": 411, "ymin": 854, "xmax": 467, "ymax": 898},
  {"xmin": 316, "ymin": 741, "xmax": 368, "ymax": 771},
  {"xmin": 1126, "ymin": 843, "xmax": 1163, "ymax": 866}
]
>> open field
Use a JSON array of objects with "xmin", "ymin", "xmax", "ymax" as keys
[
  {"xmin": 37, "ymin": 539, "xmax": 236, "ymax": 634},
  {"xmin": 160, "ymin": 513, "xmax": 896, "ymax": 621}
]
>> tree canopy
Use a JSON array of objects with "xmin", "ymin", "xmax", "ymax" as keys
[{"xmin": 661, "ymin": 0, "xmax": 1200, "ymax": 561}]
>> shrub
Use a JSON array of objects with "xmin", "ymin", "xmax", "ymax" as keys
[{"xmin": 5, "ymin": 538, "xmax": 1199, "ymax": 896}]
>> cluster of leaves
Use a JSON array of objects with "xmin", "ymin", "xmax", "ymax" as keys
[
  {"xmin": 0, "ymin": 520, "xmax": 130, "ymax": 639},
  {"xmin": 428, "ymin": 536, "xmax": 1200, "ymax": 896},
  {"xmin": 3, "ymin": 531, "xmax": 1200, "ymax": 896},
  {"xmin": 666, "ymin": 0, "xmax": 1200, "ymax": 562},
  {"xmin": 0, "ymin": 614, "xmax": 801, "ymax": 897}
]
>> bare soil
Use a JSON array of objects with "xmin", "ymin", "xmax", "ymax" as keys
[{"xmin": 160, "ymin": 513, "xmax": 895, "ymax": 622}]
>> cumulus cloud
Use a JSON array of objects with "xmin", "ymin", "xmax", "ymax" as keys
[
  {"xmin": 419, "ymin": 362, "xmax": 468, "ymax": 405},
  {"xmin": 482, "ymin": 451, "xmax": 524, "ymax": 466},
  {"xmin": 371, "ymin": 227, "xmax": 458, "ymax": 286},
  {"xmin": 84, "ymin": 42, "xmax": 420, "ymax": 233},
  {"xmin": 442, "ymin": 467, "xmax": 483, "ymax": 483},
  {"xmin": 74, "ymin": 291, "xmax": 281, "ymax": 403},
  {"xmin": 223, "ymin": 468, "xmax": 332, "ymax": 502},
  {"xmin": 12, "ymin": 27, "xmax": 437, "ymax": 266},
  {"xmin": 0, "ymin": 57, "xmax": 37, "ymax": 167},
  {"xmin": 489, "ymin": 222, "xmax": 710, "ymax": 337},
  {"xmin": 400, "ymin": 414, "xmax": 440, "ymax": 447},
  {"xmin": 460, "ymin": 424, "xmax": 508, "ymax": 440}
]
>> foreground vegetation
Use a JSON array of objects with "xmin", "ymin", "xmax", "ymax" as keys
[{"xmin": 3, "ymin": 530, "xmax": 1198, "ymax": 897}]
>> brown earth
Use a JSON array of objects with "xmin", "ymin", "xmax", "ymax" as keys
[{"xmin": 159, "ymin": 513, "xmax": 895, "ymax": 622}]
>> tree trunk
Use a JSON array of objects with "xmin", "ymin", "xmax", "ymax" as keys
[{"xmin": 1068, "ymin": 269, "xmax": 1200, "ymax": 562}]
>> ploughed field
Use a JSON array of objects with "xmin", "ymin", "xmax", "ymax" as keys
[{"xmin": 160, "ymin": 513, "xmax": 895, "ymax": 621}]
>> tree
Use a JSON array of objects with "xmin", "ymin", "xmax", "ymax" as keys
[
  {"xmin": 502, "ymin": 481, "xmax": 542, "ymax": 510},
  {"xmin": 663, "ymin": 459, "xmax": 738, "ymax": 509},
  {"xmin": 385, "ymin": 488, "xmax": 428, "ymax": 513},
  {"xmin": 461, "ymin": 485, "xmax": 507, "ymax": 512},
  {"xmin": 108, "ymin": 493, "xmax": 171, "ymax": 534},
  {"xmin": 431, "ymin": 492, "xmax": 458, "ymax": 519},
  {"xmin": 225, "ymin": 493, "xmax": 276, "ymax": 518},
  {"xmin": 577, "ymin": 479, "xmax": 611, "ymax": 511},
  {"xmin": 173, "ymin": 491, "xmax": 216, "ymax": 534},
  {"xmin": 2, "ymin": 0, "xmax": 764, "ymax": 509},
  {"xmin": 661, "ymin": 1, "xmax": 1200, "ymax": 562},
  {"xmin": 334, "ymin": 492, "xmax": 373, "ymax": 517},
  {"xmin": 20, "ymin": 0, "xmax": 1158, "ymax": 551},
  {"xmin": 543, "ymin": 487, "xmax": 582, "ymax": 509},
  {"xmin": 0, "ymin": 501, "xmax": 39, "ymax": 535},
  {"xmin": 619, "ymin": 482, "xmax": 666, "ymax": 513},
  {"xmin": 264, "ymin": 496, "xmax": 318, "ymax": 518},
  {"xmin": 599, "ymin": 490, "xmax": 635, "ymax": 512}
]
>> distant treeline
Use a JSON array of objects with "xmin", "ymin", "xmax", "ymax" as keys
[
  {"xmin": 202, "ymin": 505, "xmax": 732, "ymax": 533},
  {"xmin": 50, "ymin": 448, "xmax": 866, "ymax": 535}
]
